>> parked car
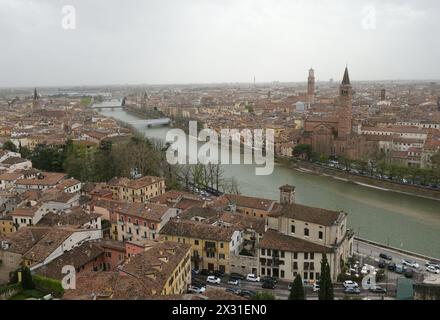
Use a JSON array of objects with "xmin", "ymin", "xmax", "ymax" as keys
[
  {"xmin": 226, "ymin": 288, "xmax": 241, "ymax": 295},
  {"xmin": 240, "ymin": 290, "xmax": 256, "ymax": 298},
  {"xmin": 404, "ymin": 269, "xmax": 414, "ymax": 278},
  {"xmin": 227, "ymin": 278, "xmax": 240, "ymax": 286},
  {"xmin": 246, "ymin": 274, "xmax": 260, "ymax": 282},
  {"xmin": 395, "ymin": 264, "xmax": 405, "ymax": 274},
  {"xmin": 262, "ymin": 281, "xmax": 276, "ymax": 289},
  {"xmin": 426, "ymin": 266, "xmax": 440, "ymax": 274},
  {"xmin": 344, "ymin": 287, "xmax": 361, "ymax": 294},
  {"xmin": 187, "ymin": 286, "xmax": 206, "ymax": 294},
  {"xmin": 379, "ymin": 253, "xmax": 392, "ymax": 261},
  {"xmin": 402, "ymin": 259, "xmax": 419, "ymax": 269},
  {"xmin": 378, "ymin": 260, "xmax": 387, "ymax": 269},
  {"xmin": 387, "ymin": 263, "xmax": 396, "ymax": 271},
  {"xmin": 230, "ymin": 272, "xmax": 246, "ymax": 280},
  {"xmin": 213, "ymin": 270, "xmax": 225, "ymax": 278},
  {"xmin": 207, "ymin": 276, "xmax": 221, "ymax": 284},
  {"xmin": 312, "ymin": 283, "xmax": 320, "ymax": 292},
  {"xmin": 261, "ymin": 276, "xmax": 278, "ymax": 284},
  {"xmin": 370, "ymin": 286, "xmax": 387, "ymax": 294},
  {"xmin": 425, "ymin": 261, "xmax": 440, "ymax": 269},
  {"xmin": 343, "ymin": 280, "xmax": 359, "ymax": 289}
]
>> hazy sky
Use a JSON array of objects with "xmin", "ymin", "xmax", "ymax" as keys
[{"xmin": 1, "ymin": 0, "xmax": 439, "ymax": 87}]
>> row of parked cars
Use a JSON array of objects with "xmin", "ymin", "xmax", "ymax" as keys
[{"xmin": 379, "ymin": 253, "xmax": 440, "ymax": 276}]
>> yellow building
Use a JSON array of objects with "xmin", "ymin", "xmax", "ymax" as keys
[
  {"xmin": 0, "ymin": 216, "xmax": 15, "ymax": 236},
  {"xmin": 106, "ymin": 176, "xmax": 166, "ymax": 203},
  {"xmin": 226, "ymin": 194, "xmax": 277, "ymax": 218},
  {"xmin": 62, "ymin": 241, "xmax": 192, "ymax": 299},
  {"xmin": 160, "ymin": 219, "xmax": 242, "ymax": 274}
]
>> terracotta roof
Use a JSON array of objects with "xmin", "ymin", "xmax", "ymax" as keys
[
  {"xmin": 260, "ymin": 229, "xmax": 333, "ymax": 253},
  {"xmin": 226, "ymin": 194, "xmax": 275, "ymax": 211},
  {"xmin": 160, "ymin": 219, "xmax": 236, "ymax": 242},
  {"xmin": 269, "ymin": 203, "xmax": 343, "ymax": 226},
  {"xmin": 63, "ymin": 241, "xmax": 191, "ymax": 300},
  {"xmin": 108, "ymin": 176, "xmax": 164, "ymax": 189},
  {"xmin": 34, "ymin": 242, "xmax": 105, "ymax": 280},
  {"xmin": 23, "ymin": 228, "xmax": 74, "ymax": 263}
]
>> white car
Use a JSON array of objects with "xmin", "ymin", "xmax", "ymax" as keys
[
  {"xmin": 343, "ymin": 280, "xmax": 359, "ymax": 289},
  {"xmin": 246, "ymin": 274, "xmax": 260, "ymax": 282},
  {"xmin": 227, "ymin": 278, "xmax": 240, "ymax": 286},
  {"xmin": 207, "ymin": 276, "xmax": 221, "ymax": 284},
  {"xmin": 187, "ymin": 286, "xmax": 206, "ymax": 294},
  {"xmin": 426, "ymin": 266, "xmax": 440, "ymax": 274},
  {"xmin": 402, "ymin": 259, "xmax": 419, "ymax": 269}
]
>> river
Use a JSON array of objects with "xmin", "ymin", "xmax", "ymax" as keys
[{"xmin": 99, "ymin": 107, "xmax": 440, "ymax": 259}]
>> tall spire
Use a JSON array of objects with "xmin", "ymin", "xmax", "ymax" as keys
[
  {"xmin": 342, "ymin": 67, "xmax": 350, "ymax": 85},
  {"xmin": 33, "ymin": 88, "xmax": 38, "ymax": 100}
]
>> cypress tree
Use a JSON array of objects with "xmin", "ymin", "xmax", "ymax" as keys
[
  {"xmin": 289, "ymin": 274, "xmax": 305, "ymax": 300},
  {"xmin": 318, "ymin": 254, "xmax": 334, "ymax": 300}
]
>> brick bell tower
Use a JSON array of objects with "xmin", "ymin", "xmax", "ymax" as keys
[
  {"xmin": 337, "ymin": 67, "xmax": 352, "ymax": 139},
  {"xmin": 307, "ymin": 68, "xmax": 315, "ymax": 106}
]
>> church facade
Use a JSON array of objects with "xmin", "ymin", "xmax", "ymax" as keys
[{"xmin": 301, "ymin": 67, "xmax": 371, "ymax": 159}]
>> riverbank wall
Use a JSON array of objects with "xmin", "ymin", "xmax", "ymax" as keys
[
  {"xmin": 279, "ymin": 159, "xmax": 440, "ymax": 201},
  {"xmin": 355, "ymin": 237, "xmax": 440, "ymax": 263}
]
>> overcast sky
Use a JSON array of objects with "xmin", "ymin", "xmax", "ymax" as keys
[{"xmin": 0, "ymin": 0, "xmax": 439, "ymax": 87}]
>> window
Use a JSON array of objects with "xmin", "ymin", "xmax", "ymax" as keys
[
  {"xmin": 293, "ymin": 252, "xmax": 298, "ymax": 259},
  {"xmin": 304, "ymin": 252, "xmax": 309, "ymax": 260},
  {"xmin": 291, "ymin": 225, "xmax": 295, "ymax": 233},
  {"xmin": 281, "ymin": 270, "xmax": 285, "ymax": 278},
  {"xmin": 310, "ymin": 253, "xmax": 314, "ymax": 260},
  {"xmin": 261, "ymin": 248, "xmax": 265, "ymax": 256},
  {"xmin": 318, "ymin": 231, "xmax": 323, "ymax": 240},
  {"xmin": 304, "ymin": 228, "xmax": 309, "ymax": 236},
  {"xmin": 195, "ymin": 240, "xmax": 199, "ymax": 245},
  {"xmin": 261, "ymin": 268, "xmax": 265, "ymax": 275},
  {"xmin": 304, "ymin": 272, "xmax": 308, "ymax": 280},
  {"xmin": 293, "ymin": 262, "xmax": 298, "ymax": 270},
  {"xmin": 220, "ymin": 242, "xmax": 224, "ymax": 249},
  {"xmin": 280, "ymin": 251, "xmax": 285, "ymax": 258},
  {"xmin": 219, "ymin": 254, "xmax": 225, "ymax": 260}
]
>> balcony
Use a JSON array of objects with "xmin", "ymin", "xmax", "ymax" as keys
[{"xmin": 204, "ymin": 246, "xmax": 216, "ymax": 253}]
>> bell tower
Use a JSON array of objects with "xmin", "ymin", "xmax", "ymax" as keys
[
  {"xmin": 279, "ymin": 184, "xmax": 295, "ymax": 205},
  {"xmin": 307, "ymin": 68, "xmax": 315, "ymax": 106},
  {"xmin": 337, "ymin": 67, "xmax": 352, "ymax": 139}
]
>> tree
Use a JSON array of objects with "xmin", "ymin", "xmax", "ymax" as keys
[
  {"xmin": 318, "ymin": 254, "xmax": 334, "ymax": 300},
  {"xmin": 293, "ymin": 144, "xmax": 312, "ymax": 161},
  {"xmin": 21, "ymin": 267, "xmax": 35, "ymax": 290},
  {"xmin": 2, "ymin": 140, "xmax": 17, "ymax": 152},
  {"xmin": 431, "ymin": 151, "xmax": 440, "ymax": 169},
  {"xmin": 289, "ymin": 274, "xmax": 305, "ymax": 300},
  {"xmin": 252, "ymin": 292, "xmax": 276, "ymax": 300}
]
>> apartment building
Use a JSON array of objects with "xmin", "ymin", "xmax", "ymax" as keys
[
  {"xmin": 105, "ymin": 176, "xmax": 166, "ymax": 203},
  {"xmin": 111, "ymin": 202, "xmax": 177, "ymax": 242},
  {"xmin": 160, "ymin": 219, "xmax": 242, "ymax": 274}
]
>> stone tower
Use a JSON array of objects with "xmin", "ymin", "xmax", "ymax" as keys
[
  {"xmin": 380, "ymin": 89, "xmax": 386, "ymax": 101},
  {"xmin": 279, "ymin": 184, "xmax": 295, "ymax": 205},
  {"xmin": 337, "ymin": 67, "xmax": 353, "ymax": 139},
  {"xmin": 32, "ymin": 88, "xmax": 40, "ymax": 110},
  {"xmin": 307, "ymin": 68, "xmax": 315, "ymax": 106}
]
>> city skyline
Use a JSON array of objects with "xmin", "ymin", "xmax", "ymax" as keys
[{"xmin": 1, "ymin": 0, "xmax": 440, "ymax": 87}]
